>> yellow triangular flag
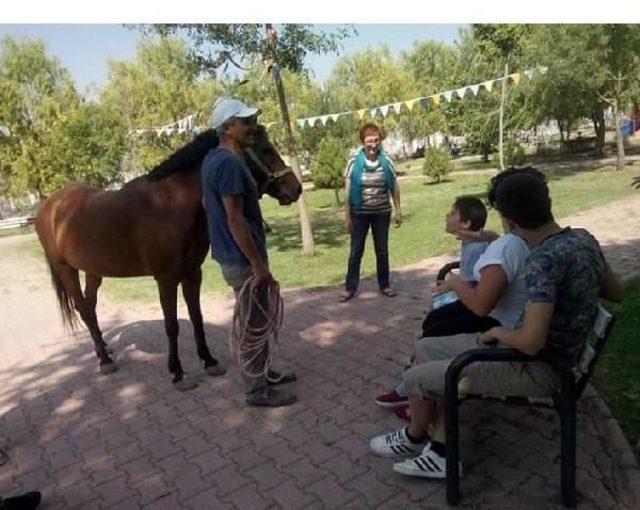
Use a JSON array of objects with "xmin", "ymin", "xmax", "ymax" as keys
[
  {"xmin": 430, "ymin": 94, "xmax": 441, "ymax": 106},
  {"xmin": 509, "ymin": 73, "xmax": 521, "ymax": 85},
  {"xmin": 356, "ymin": 109, "xmax": 366, "ymax": 120},
  {"xmin": 405, "ymin": 98, "xmax": 419, "ymax": 111},
  {"xmin": 482, "ymin": 81, "xmax": 494, "ymax": 92}
]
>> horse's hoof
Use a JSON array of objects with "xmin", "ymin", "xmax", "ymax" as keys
[
  {"xmin": 205, "ymin": 364, "xmax": 227, "ymax": 377},
  {"xmin": 99, "ymin": 362, "xmax": 118, "ymax": 375},
  {"xmin": 174, "ymin": 378, "xmax": 198, "ymax": 392}
]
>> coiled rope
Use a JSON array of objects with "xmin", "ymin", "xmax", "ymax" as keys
[{"xmin": 229, "ymin": 276, "xmax": 284, "ymax": 381}]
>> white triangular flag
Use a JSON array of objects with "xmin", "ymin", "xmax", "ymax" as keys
[
  {"xmin": 524, "ymin": 69, "xmax": 534, "ymax": 81},
  {"xmin": 370, "ymin": 107, "xmax": 379, "ymax": 118},
  {"xmin": 470, "ymin": 84, "xmax": 480, "ymax": 96},
  {"xmin": 320, "ymin": 115, "xmax": 329, "ymax": 126},
  {"xmin": 297, "ymin": 118, "xmax": 307, "ymax": 129},
  {"xmin": 392, "ymin": 102, "xmax": 403, "ymax": 114},
  {"xmin": 444, "ymin": 90, "xmax": 454, "ymax": 102},
  {"xmin": 380, "ymin": 105, "xmax": 390, "ymax": 117},
  {"xmin": 456, "ymin": 87, "xmax": 468, "ymax": 99},
  {"xmin": 330, "ymin": 113, "xmax": 341, "ymax": 123}
]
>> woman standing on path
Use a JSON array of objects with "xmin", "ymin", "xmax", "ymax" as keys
[{"xmin": 341, "ymin": 122, "xmax": 402, "ymax": 302}]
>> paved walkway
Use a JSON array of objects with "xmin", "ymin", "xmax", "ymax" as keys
[{"xmin": 1, "ymin": 195, "xmax": 639, "ymax": 509}]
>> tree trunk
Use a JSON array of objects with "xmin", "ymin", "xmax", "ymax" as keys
[
  {"xmin": 498, "ymin": 61, "xmax": 509, "ymax": 170},
  {"xmin": 271, "ymin": 66, "xmax": 315, "ymax": 255},
  {"xmin": 591, "ymin": 108, "xmax": 606, "ymax": 156},
  {"xmin": 614, "ymin": 100, "xmax": 626, "ymax": 171},
  {"xmin": 334, "ymin": 188, "xmax": 342, "ymax": 206},
  {"xmin": 264, "ymin": 24, "xmax": 315, "ymax": 255}
]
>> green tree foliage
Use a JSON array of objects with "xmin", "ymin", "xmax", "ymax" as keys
[
  {"xmin": 324, "ymin": 45, "xmax": 418, "ymax": 142},
  {"xmin": 310, "ymin": 136, "xmax": 347, "ymax": 203},
  {"xmin": 399, "ymin": 41, "xmax": 457, "ymax": 149},
  {"xmin": 443, "ymin": 27, "xmax": 535, "ymax": 162},
  {"xmin": 504, "ymin": 137, "xmax": 526, "ymax": 166},
  {"xmin": 422, "ymin": 147, "xmax": 453, "ymax": 183},
  {"xmin": 101, "ymin": 37, "xmax": 222, "ymax": 173},
  {"xmin": 0, "ymin": 36, "xmax": 126, "ymax": 198},
  {"xmin": 148, "ymin": 24, "xmax": 354, "ymax": 76},
  {"xmin": 524, "ymin": 25, "xmax": 640, "ymax": 157}
]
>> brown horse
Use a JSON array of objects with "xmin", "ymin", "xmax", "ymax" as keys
[{"xmin": 35, "ymin": 125, "xmax": 301, "ymax": 389}]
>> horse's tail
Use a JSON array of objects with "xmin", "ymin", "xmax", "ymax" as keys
[
  {"xmin": 35, "ymin": 204, "xmax": 78, "ymax": 330},
  {"xmin": 44, "ymin": 256, "xmax": 78, "ymax": 330}
]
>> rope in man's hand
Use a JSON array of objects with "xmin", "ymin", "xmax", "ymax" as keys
[{"xmin": 229, "ymin": 276, "xmax": 284, "ymax": 381}]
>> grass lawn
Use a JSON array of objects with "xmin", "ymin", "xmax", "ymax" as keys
[
  {"xmin": 8, "ymin": 163, "xmax": 639, "ymax": 303},
  {"xmin": 594, "ymin": 278, "xmax": 640, "ymax": 458}
]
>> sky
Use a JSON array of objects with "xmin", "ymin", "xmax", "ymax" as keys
[{"xmin": 0, "ymin": 24, "xmax": 466, "ymax": 94}]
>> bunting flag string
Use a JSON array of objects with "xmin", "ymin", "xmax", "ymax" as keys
[
  {"xmin": 132, "ymin": 66, "xmax": 547, "ymax": 137},
  {"xmin": 280, "ymin": 66, "xmax": 546, "ymax": 131}
]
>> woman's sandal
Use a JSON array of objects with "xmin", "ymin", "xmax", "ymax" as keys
[
  {"xmin": 339, "ymin": 291, "xmax": 355, "ymax": 302},
  {"xmin": 380, "ymin": 288, "xmax": 397, "ymax": 297}
]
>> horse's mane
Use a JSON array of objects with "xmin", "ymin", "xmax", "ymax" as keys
[{"xmin": 145, "ymin": 129, "xmax": 220, "ymax": 182}]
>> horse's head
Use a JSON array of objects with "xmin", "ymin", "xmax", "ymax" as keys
[{"xmin": 243, "ymin": 125, "xmax": 302, "ymax": 206}]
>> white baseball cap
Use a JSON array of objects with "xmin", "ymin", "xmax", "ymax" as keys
[{"xmin": 211, "ymin": 97, "xmax": 261, "ymax": 129}]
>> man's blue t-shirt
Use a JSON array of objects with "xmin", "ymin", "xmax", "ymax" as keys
[{"xmin": 201, "ymin": 147, "xmax": 266, "ymax": 266}]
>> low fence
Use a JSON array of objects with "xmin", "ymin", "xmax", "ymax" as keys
[{"xmin": 0, "ymin": 215, "xmax": 35, "ymax": 231}]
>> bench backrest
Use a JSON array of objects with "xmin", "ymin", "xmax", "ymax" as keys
[{"xmin": 575, "ymin": 304, "xmax": 615, "ymax": 398}]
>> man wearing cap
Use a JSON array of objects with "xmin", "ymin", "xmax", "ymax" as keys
[{"xmin": 201, "ymin": 97, "xmax": 297, "ymax": 407}]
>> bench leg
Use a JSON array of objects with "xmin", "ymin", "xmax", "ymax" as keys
[
  {"xmin": 559, "ymin": 383, "xmax": 577, "ymax": 507},
  {"xmin": 445, "ymin": 397, "xmax": 461, "ymax": 505}
]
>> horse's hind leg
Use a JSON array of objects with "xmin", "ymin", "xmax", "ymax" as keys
[
  {"xmin": 84, "ymin": 274, "xmax": 117, "ymax": 373},
  {"xmin": 56, "ymin": 264, "xmax": 116, "ymax": 371},
  {"xmin": 156, "ymin": 275, "xmax": 196, "ymax": 391},
  {"xmin": 181, "ymin": 268, "xmax": 226, "ymax": 377}
]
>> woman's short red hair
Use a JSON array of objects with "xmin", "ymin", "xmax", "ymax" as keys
[{"xmin": 358, "ymin": 122, "xmax": 386, "ymax": 143}]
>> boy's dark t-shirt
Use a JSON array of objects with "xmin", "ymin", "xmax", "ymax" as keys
[
  {"xmin": 201, "ymin": 147, "xmax": 266, "ymax": 266},
  {"xmin": 525, "ymin": 227, "xmax": 606, "ymax": 363}
]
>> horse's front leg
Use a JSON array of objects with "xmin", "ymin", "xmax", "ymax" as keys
[
  {"xmin": 156, "ymin": 275, "xmax": 197, "ymax": 391},
  {"xmin": 181, "ymin": 268, "xmax": 226, "ymax": 376}
]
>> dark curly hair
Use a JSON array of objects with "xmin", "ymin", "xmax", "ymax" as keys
[{"xmin": 487, "ymin": 166, "xmax": 553, "ymax": 229}]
